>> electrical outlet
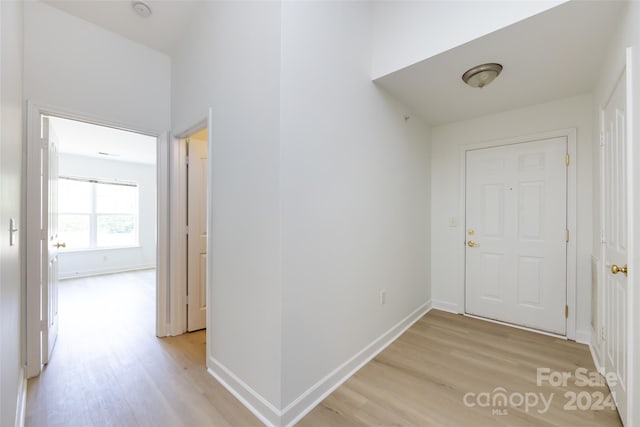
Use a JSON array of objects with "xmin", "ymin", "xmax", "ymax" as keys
[{"xmin": 380, "ymin": 289, "xmax": 386, "ymax": 305}]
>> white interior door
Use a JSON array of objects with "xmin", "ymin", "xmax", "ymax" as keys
[
  {"xmin": 465, "ymin": 138, "xmax": 567, "ymax": 334},
  {"xmin": 42, "ymin": 116, "xmax": 60, "ymax": 364},
  {"xmin": 187, "ymin": 137, "xmax": 208, "ymax": 331},
  {"xmin": 602, "ymin": 71, "xmax": 628, "ymax": 423}
]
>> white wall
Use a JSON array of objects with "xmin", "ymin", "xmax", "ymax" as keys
[
  {"xmin": 24, "ymin": 1, "xmax": 170, "ymax": 134},
  {"xmin": 279, "ymin": 1, "xmax": 431, "ymax": 419},
  {"xmin": 57, "ymin": 154, "xmax": 156, "ymax": 279},
  {"xmin": 171, "ymin": 1, "xmax": 284, "ymax": 415},
  {"xmin": 172, "ymin": 2, "xmax": 431, "ymax": 424},
  {"xmin": 0, "ymin": 1, "xmax": 24, "ymax": 426},
  {"xmin": 430, "ymin": 94, "xmax": 593, "ymax": 338},
  {"xmin": 371, "ymin": 0, "xmax": 566, "ymax": 79}
]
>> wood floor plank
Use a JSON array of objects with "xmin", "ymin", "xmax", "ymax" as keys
[
  {"xmin": 27, "ymin": 272, "xmax": 622, "ymax": 427},
  {"xmin": 300, "ymin": 310, "xmax": 622, "ymax": 427},
  {"xmin": 25, "ymin": 270, "xmax": 262, "ymax": 427}
]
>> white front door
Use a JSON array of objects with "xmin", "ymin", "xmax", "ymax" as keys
[
  {"xmin": 602, "ymin": 71, "xmax": 628, "ymax": 423},
  {"xmin": 465, "ymin": 138, "xmax": 567, "ymax": 334},
  {"xmin": 187, "ymin": 137, "xmax": 208, "ymax": 331},
  {"xmin": 42, "ymin": 116, "xmax": 60, "ymax": 363}
]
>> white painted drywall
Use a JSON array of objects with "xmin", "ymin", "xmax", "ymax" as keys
[
  {"xmin": 280, "ymin": 0, "xmax": 431, "ymax": 411},
  {"xmin": 371, "ymin": 0, "xmax": 566, "ymax": 79},
  {"xmin": 430, "ymin": 94, "xmax": 593, "ymax": 337},
  {"xmin": 172, "ymin": 2, "xmax": 431, "ymax": 422},
  {"xmin": 171, "ymin": 1, "xmax": 283, "ymax": 412},
  {"xmin": 24, "ymin": 1, "xmax": 170, "ymax": 134},
  {"xmin": 0, "ymin": 1, "xmax": 24, "ymax": 426},
  {"xmin": 57, "ymin": 154, "xmax": 156, "ymax": 279}
]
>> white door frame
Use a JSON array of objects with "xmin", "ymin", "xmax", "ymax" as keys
[
  {"xmin": 169, "ymin": 108, "xmax": 213, "ymax": 336},
  {"xmin": 25, "ymin": 101, "xmax": 171, "ymax": 378},
  {"xmin": 457, "ymin": 128, "xmax": 577, "ymax": 340},
  {"xmin": 625, "ymin": 46, "xmax": 638, "ymax": 427}
]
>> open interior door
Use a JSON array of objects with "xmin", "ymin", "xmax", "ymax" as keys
[
  {"xmin": 186, "ymin": 135, "xmax": 208, "ymax": 331},
  {"xmin": 42, "ymin": 116, "xmax": 61, "ymax": 364},
  {"xmin": 602, "ymin": 70, "xmax": 629, "ymax": 424}
]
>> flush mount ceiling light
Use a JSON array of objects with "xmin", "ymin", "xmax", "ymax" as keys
[
  {"xmin": 132, "ymin": 1, "xmax": 152, "ymax": 18},
  {"xmin": 462, "ymin": 63, "xmax": 503, "ymax": 88}
]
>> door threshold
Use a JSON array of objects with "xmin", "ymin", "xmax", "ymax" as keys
[{"xmin": 463, "ymin": 312, "xmax": 568, "ymax": 340}]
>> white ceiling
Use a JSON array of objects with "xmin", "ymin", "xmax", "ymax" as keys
[
  {"xmin": 42, "ymin": 0, "xmax": 203, "ymax": 55},
  {"xmin": 50, "ymin": 116, "xmax": 157, "ymax": 165},
  {"xmin": 43, "ymin": 0, "xmax": 624, "ymax": 127},
  {"xmin": 374, "ymin": 0, "xmax": 625, "ymax": 126}
]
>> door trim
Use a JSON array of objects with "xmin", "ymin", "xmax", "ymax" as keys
[
  {"xmin": 457, "ymin": 128, "xmax": 577, "ymax": 340},
  {"xmin": 25, "ymin": 101, "xmax": 171, "ymax": 378},
  {"xmin": 170, "ymin": 110, "xmax": 212, "ymax": 335},
  {"xmin": 625, "ymin": 46, "xmax": 638, "ymax": 427}
]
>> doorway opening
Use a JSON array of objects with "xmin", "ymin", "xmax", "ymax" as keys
[
  {"xmin": 26, "ymin": 104, "xmax": 169, "ymax": 378},
  {"xmin": 168, "ymin": 112, "xmax": 211, "ymax": 336}
]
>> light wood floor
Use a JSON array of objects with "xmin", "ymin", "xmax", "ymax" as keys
[
  {"xmin": 300, "ymin": 310, "xmax": 622, "ymax": 427},
  {"xmin": 27, "ymin": 271, "xmax": 622, "ymax": 426},
  {"xmin": 25, "ymin": 270, "xmax": 262, "ymax": 427}
]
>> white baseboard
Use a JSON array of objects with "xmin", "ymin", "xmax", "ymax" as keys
[
  {"xmin": 207, "ymin": 358, "xmax": 280, "ymax": 427},
  {"xmin": 59, "ymin": 264, "xmax": 155, "ymax": 280},
  {"xmin": 281, "ymin": 300, "xmax": 432, "ymax": 426},
  {"xmin": 575, "ymin": 329, "xmax": 591, "ymax": 345},
  {"xmin": 432, "ymin": 299, "xmax": 460, "ymax": 313},
  {"xmin": 206, "ymin": 300, "xmax": 433, "ymax": 427},
  {"xmin": 589, "ymin": 344, "xmax": 603, "ymax": 375},
  {"xmin": 15, "ymin": 368, "xmax": 26, "ymax": 427},
  {"xmin": 588, "ymin": 330, "xmax": 604, "ymax": 375}
]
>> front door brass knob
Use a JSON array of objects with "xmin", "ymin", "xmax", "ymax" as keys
[
  {"xmin": 611, "ymin": 264, "xmax": 628, "ymax": 276},
  {"xmin": 467, "ymin": 240, "xmax": 479, "ymax": 248},
  {"xmin": 55, "ymin": 242, "xmax": 66, "ymax": 249}
]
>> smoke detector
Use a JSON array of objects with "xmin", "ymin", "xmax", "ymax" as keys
[{"xmin": 132, "ymin": 1, "xmax": 152, "ymax": 18}]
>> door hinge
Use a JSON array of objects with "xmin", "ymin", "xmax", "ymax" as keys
[
  {"xmin": 185, "ymin": 155, "xmax": 189, "ymax": 166},
  {"xmin": 185, "ymin": 225, "xmax": 190, "ymax": 235},
  {"xmin": 600, "ymin": 130, "xmax": 605, "ymax": 147},
  {"xmin": 565, "ymin": 153, "xmax": 570, "ymax": 166},
  {"xmin": 565, "ymin": 305, "xmax": 569, "ymax": 319},
  {"xmin": 565, "ymin": 229, "xmax": 569, "ymax": 242}
]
